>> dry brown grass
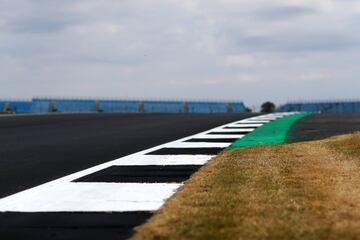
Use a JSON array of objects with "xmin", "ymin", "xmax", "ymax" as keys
[{"xmin": 131, "ymin": 132, "xmax": 360, "ymax": 240}]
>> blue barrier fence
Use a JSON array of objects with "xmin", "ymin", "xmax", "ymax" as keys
[
  {"xmin": 277, "ymin": 101, "xmax": 360, "ymax": 113},
  {"xmin": 99, "ymin": 100, "xmax": 139, "ymax": 113},
  {"xmin": 2, "ymin": 98, "xmax": 246, "ymax": 113},
  {"xmin": 0, "ymin": 100, "xmax": 32, "ymax": 113}
]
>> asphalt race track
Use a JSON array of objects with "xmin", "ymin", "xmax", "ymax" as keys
[
  {"xmin": 0, "ymin": 113, "xmax": 257, "ymax": 199},
  {"xmin": 2, "ymin": 112, "xmax": 360, "ymax": 240},
  {"xmin": 286, "ymin": 113, "xmax": 360, "ymax": 143},
  {"xmin": 0, "ymin": 112, "xmax": 256, "ymax": 240}
]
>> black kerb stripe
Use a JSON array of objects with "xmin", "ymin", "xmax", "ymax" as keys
[
  {"xmin": 184, "ymin": 138, "xmax": 238, "ymax": 143},
  {"xmin": 146, "ymin": 147, "xmax": 223, "ymax": 155},
  {"xmin": 206, "ymin": 132, "xmax": 250, "ymax": 135},
  {"xmin": 223, "ymin": 126, "xmax": 256, "ymax": 129},
  {"xmin": 0, "ymin": 212, "xmax": 152, "ymax": 240},
  {"xmin": 73, "ymin": 165, "xmax": 202, "ymax": 183}
]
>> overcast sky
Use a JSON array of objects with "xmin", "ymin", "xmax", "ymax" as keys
[{"xmin": 1, "ymin": 0, "xmax": 360, "ymax": 107}]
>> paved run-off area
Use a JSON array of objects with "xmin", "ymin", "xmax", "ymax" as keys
[{"xmin": 1, "ymin": 112, "xmax": 360, "ymax": 239}]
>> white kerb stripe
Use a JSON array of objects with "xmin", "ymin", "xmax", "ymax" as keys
[
  {"xmin": 238, "ymin": 120, "xmax": 270, "ymax": 123},
  {"xmin": 226, "ymin": 123, "xmax": 263, "ymax": 128},
  {"xmin": 112, "ymin": 155, "xmax": 213, "ymax": 166},
  {"xmin": 0, "ymin": 183, "xmax": 181, "ymax": 212},
  {"xmin": 165, "ymin": 142, "xmax": 230, "ymax": 148},
  {"xmin": 189, "ymin": 134, "xmax": 245, "ymax": 139},
  {"xmin": 211, "ymin": 128, "xmax": 254, "ymax": 133}
]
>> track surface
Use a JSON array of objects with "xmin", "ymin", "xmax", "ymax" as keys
[
  {"xmin": 0, "ymin": 113, "xmax": 255, "ymax": 199},
  {"xmin": 3, "ymin": 112, "xmax": 358, "ymax": 239},
  {"xmin": 286, "ymin": 113, "xmax": 360, "ymax": 143},
  {"xmin": 0, "ymin": 113, "xmax": 255, "ymax": 240}
]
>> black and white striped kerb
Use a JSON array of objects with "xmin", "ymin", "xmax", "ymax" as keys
[{"xmin": 74, "ymin": 165, "xmax": 202, "ymax": 183}]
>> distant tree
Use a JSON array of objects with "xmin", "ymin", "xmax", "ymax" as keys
[
  {"xmin": 245, "ymin": 107, "xmax": 252, "ymax": 113},
  {"xmin": 261, "ymin": 101, "xmax": 276, "ymax": 113}
]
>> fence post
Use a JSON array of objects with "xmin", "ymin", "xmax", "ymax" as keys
[
  {"xmin": 48, "ymin": 100, "xmax": 56, "ymax": 112},
  {"xmin": 226, "ymin": 103, "xmax": 233, "ymax": 113},
  {"xmin": 2, "ymin": 102, "xmax": 9, "ymax": 113},
  {"xmin": 182, "ymin": 102, "xmax": 189, "ymax": 113},
  {"xmin": 138, "ymin": 101, "xmax": 145, "ymax": 113},
  {"xmin": 93, "ymin": 100, "xmax": 101, "ymax": 112}
]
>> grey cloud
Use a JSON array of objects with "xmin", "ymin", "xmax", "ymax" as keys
[
  {"xmin": 256, "ymin": 5, "xmax": 316, "ymax": 20},
  {"xmin": 5, "ymin": 17, "xmax": 76, "ymax": 34},
  {"xmin": 0, "ymin": 1, "xmax": 73, "ymax": 33},
  {"xmin": 235, "ymin": 33, "xmax": 359, "ymax": 53},
  {"xmin": 0, "ymin": 0, "xmax": 359, "ymax": 107}
]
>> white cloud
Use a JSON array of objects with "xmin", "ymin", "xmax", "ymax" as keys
[
  {"xmin": 236, "ymin": 74, "xmax": 258, "ymax": 83},
  {"xmin": 297, "ymin": 72, "xmax": 329, "ymax": 81},
  {"xmin": 223, "ymin": 54, "xmax": 256, "ymax": 67}
]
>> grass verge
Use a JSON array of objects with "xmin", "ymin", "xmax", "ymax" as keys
[{"xmin": 132, "ymin": 132, "xmax": 360, "ymax": 240}]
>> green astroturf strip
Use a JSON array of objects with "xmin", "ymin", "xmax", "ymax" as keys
[{"xmin": 228, "ymin": 113, "xmax": 311, "ymax": 149}]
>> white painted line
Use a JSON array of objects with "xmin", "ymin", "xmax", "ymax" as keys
[
  {"xmin": 250, "ymin": 117, "xmax": 277, "ymax": 120},
  {"xmin": 210, "ymin": 128, "xmax": 254, "ymax": 133},
  {"xmin": 190, "ymin": 134, "xmax": 246, "ymax": 139},
  {"xmin": 226, "ymin": 123, "xmax": 263, "ymax": 128},
  {"xmin": 0, "ymin": 183, "xmax": 180, "ymax": 212},
  {"xmin": 165, "ymin": 142, "xmax": 230, "ymax": 148},
  {"xmin": 238, "ymin": 120, "xmax": 270, "ymax": 124},
  {"xmin": 112, "ymin": 155, "xmax": 213, "ymax": 166},
  {"xmin": 255, "ymin": 115, "xmax": 286, "ymax": 120}
]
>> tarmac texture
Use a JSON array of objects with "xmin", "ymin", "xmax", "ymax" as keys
[
  {"xmin": 0, "ymin": 113, "xmax": 255, "ymax": 199},
  {"xmin": 286, "ymin": 113, "xmax": 360, "ymax": 143},
  {"xmin": 2, "ymin": 112, "xmax": 359, "ymax": 240},
  {"xmin": 0, "ymin": 113, "xmax": 255, "ymax": 240}
]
